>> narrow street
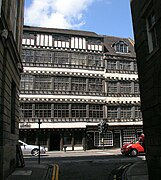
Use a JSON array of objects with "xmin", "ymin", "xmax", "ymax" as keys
[{"xmin": 24, "ymin": 149, "xmax": 145, "ymax": 180}]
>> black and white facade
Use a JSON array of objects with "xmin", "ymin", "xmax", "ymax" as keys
[{"xmin": 19, "ymin": 26, "xmax": 142, "ymax": 151}]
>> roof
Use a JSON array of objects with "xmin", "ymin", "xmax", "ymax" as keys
[
  {"xmin": 103, "ymin": 35, "xmax": 136, "ymax": 58},
  {"xmin": 23, "ymin": 25, "xmax": 103, "ymax": 38}
]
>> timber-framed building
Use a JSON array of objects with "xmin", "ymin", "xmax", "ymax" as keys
[{"xmin": 19, "ymin": 26, "xmax": 142, "ymax": 151}]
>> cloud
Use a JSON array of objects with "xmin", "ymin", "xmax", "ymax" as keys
[{"xmin": 24, "ymin": 0, "xmax": 95, "ymax": 29}]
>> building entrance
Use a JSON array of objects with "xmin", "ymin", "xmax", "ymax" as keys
[
  {"xmin": 50, "ymin": 133, "xmax": 60, "ymax": 151},
  {"xmin": 113, "ymin": 131, "xmax": 121, "ymax": 148}
]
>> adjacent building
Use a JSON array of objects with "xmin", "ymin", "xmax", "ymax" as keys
[
  {"xmin": 19, "ymin": 25, "xmax": 142, "ymax": 151},
  {"xmin": 0, "ymin": 0, "xmax": 24, "ymax": 179},
  {"xmin": 131, "ymin": 0, "xmax": 161, "ymax": 179}
]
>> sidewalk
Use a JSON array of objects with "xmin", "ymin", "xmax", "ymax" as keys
[
  {"xmin": 124, "ymin": 160, "xmax": 148, "ymax": 180},
  {"xmin": 6, "ymin": 163, "xmax": 53, "ymax": 180}
]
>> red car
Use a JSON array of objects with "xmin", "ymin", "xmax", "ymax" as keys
[{"xmin": 121, "ymin": 134, "xmax": 145, "ymax": 156}]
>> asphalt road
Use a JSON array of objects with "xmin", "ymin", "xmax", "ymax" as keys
[{"xmin": 24, "ymin": 149, "xmax": 145, "ymax": 180}]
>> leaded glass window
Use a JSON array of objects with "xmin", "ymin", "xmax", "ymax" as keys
[
  {"xmin": 135, "ymin": 106, "xmax": 142, "ymax": 118},
  {"xmin": 35, "ymin": 103, "xmax": 51, "ymax": 118},
  {"xmin": 107, "ymin": 106, "xmax": 118, "ymax": 119},
  {"xmin": 114, "ymin": 41, "xmax": 128, "ymax": 53},
  {"xmin": 89, "ymin": 78, "xmax": 102, "ymax": 92},
  {"xmin": 53, "ymin": 52, "xmax": 69, "ymax": 64},
  {"xmin": 107, "ymin": 61, "xmax": 117, "ymax": 70},
  {"xmin": 88, "ymin": 54, "xmax": 102, "ymax": 67},
  {"xmin": 71, "ymin": 53, "xmax": 87, "ymax": 65},
  {"xmin": 108, "ymin": 82, "xmax": 117, "ymax": 93},
  {"xmin": 53, "ymin": 104, "xmax": 69, "ymax": 117},
  {"xmin": 120, "ymin": 82, "xmax": 131, "ymax": 93},
  {"xmin": 22, "ymin": 49, "xmax": 34, "ymax": 63},
  {"xmin": 20, "ymin": 103, "xmax": 32, "ymax": 117},
  {"xmin": 35, "ymin": 50, "xmax": 52, "ymax": 63},
  {"xmin": 35, "ymin": 76, "xmax": 52, "ymax": 90},
  {"xmin": 89, "ymin": 105, "xmax": 103, "ymax": 118},
  {"xmin": 120, "ymin": 106, "xmax": 131, "ymax": 119},
  {"xmin": 71, "ymin": 78, "xmax": 86, "ymax": 91},
  {"xmin": 20, "ymin": 74, "xmax": 33, "ymax": 90},
  {"xmin": 120, "ymin": 61, "xmax": 131, "ymax": 71},
  {"xmin": 134, "ymin": 83, "xmax": 140, "ymax": 93},
  {"xmin": 53, "ymin": 77, "xmax": 69, "ymax": 91},
  {"xmin": 71, "ymin": 104, "xmax": 86, "ymax": 118}
]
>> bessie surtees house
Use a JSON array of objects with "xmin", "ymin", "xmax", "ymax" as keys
[{"xmin": 19, "ymin": 25, "xmax": 142, "ymax": 151}]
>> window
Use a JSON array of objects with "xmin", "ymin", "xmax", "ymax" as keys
[
  {"xmin": 146, "ymin": 11, "xmax": 157, "ymax": 53},
  {"xmin": 107, "ymin": 106, "xmax": 118, "ymax": 119},
  {"xmin": 134, "ymin": 83, "xmax": 140, "ymax": 93},
  {"xmin": 89, "ymin": 78, "xmax": 102, "ymax": 92},
  {"xmin": 71, "ymin": 104, "xmax": 86, "ymax": 118},
  {"xmin": 20, "ymin": 103, "xmax": 32, "ymax": 117},
  {"xmin": 113, "ymin": 41, "xmax": 128, "ymax": 53},
  {"xmin": 35, "ymin": 76, "xmax": 52, "ymax": 90},
  {"xmin": 35, "ymin": 104, "xmax": 51, "ymax": 118},
  {"xmin": 53, "ymin": 104, "xmax": 69, "ymax": 117},
  {"xmin": 20, "ymin": 75, "xmax": 33, "ymax": 90},
  {"xmin": 71, "ymin": 53, "xmax": 87, "ymax": 66},
  {"xmin": 53, "ymin": 52, "xmax": 69, "ymax": 64},
  {"xmin": 135, "ymin": 106, "xmax": 142, "ymax": 118},
  {"xmin": 134, "ymin": 62, "xmax": 138, "ymax": 72},
  {"xmin": 120, "ymin": 106, "xmax": 131, "ymax": 119},
  {"xmin": 11, "ymin": 81, "xmax": 16, "ymax": 134},
  {"xmin": 123, "ymin": 129, "xmax": 136, "ymax": 145},
  {"xmin": 22, "ymin": 49, "xmax": 34, "ymax": 63},
  {"xmin": 88, "ymin": 54, "xmax": 102, "ymax": 67},
  {"xmin": 120, "ymin": 61, "xmax": 131, "ymax": 71},
  {"xmin": 107, "ymin": 61, "xmax": 117, "ymax": 70},
  {"xmin": 89, "ymin": 105, "xmax": 103, "ymax": 118},
  {"xmin": 35, "ymin": 50, "xmax": 52, "ymax": 63},
  {"xmin": 94, "ymin": 131, "xmax": 113, "ymax": 146},
  {"xmin": 53, "ymin": 77, "xmax": 69, "ymax": 91},
  {"xmin": 108, "ymin": 82, "xmax": 117, "ymax": 93},
  {"xmin": 71, "ymin": 78, "xmax": 86, "ymax": 92},
  {"xmin": 120, "ymin": 82, "xmax": 131, "ymax": 94}
]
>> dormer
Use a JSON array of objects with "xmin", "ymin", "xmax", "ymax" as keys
[{"xmin": 112, "ymin": 40, "xmax": 128, "ymax": 53}]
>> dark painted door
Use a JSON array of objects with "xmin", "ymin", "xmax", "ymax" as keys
[
  {"xmin": 113, "ymin": 132, "xmax": 121, "ymax": 148},
  {"xmin": 50, "ymin": 133, "xmax": 60, "ymax": 151}
]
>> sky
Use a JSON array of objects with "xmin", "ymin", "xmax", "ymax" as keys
[{"xmin": 24, "ymin": 0, "xmax": 134, "ymax": 39}]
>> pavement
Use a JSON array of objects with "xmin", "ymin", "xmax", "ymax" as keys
[
  {"xmin": 5, "ymin": 149, "xmax": 149, "ymax": 180},
  {"xmin": 124, "ymin": 160, "xmax": 148, "ymax": 180}
]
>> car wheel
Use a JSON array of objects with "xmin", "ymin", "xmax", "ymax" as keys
[
  {"xmin": 130, "ymin": 149, "xmax": 138, "ymax": 157},
  {"xmin": 31, "ymin": 148, "xmax": 39, "ymax": 156}
]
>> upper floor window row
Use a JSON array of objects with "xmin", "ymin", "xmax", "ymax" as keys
[
  {"xmin": 107, "ymin": 60, "xmax": 137, "ymax": 72},
  {"xmin": 22, "ymin": 33, "xmax": 103, "ymax": 51},
  {"xmin": 112, "ymin": 41, "xmax": 129, "ymax": 53}
]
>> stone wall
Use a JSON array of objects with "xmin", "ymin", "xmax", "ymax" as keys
[{"xmin": 131, "ymin": 0, "xmax": 161, "ymax": 179}]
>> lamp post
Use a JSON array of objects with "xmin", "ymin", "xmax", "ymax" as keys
[{"xmin": 38, "ymin": 119, "xmax": 42, "ymax": 164}]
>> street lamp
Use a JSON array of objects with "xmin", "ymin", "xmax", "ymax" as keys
[{"xmin": 38, "ymin": 119, "xmax": 42, "ymax": 164}]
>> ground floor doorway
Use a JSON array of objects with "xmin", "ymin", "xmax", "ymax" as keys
[{"xmin": 50, "ymin": 133, "xmax": 60, "ymax": 151}]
